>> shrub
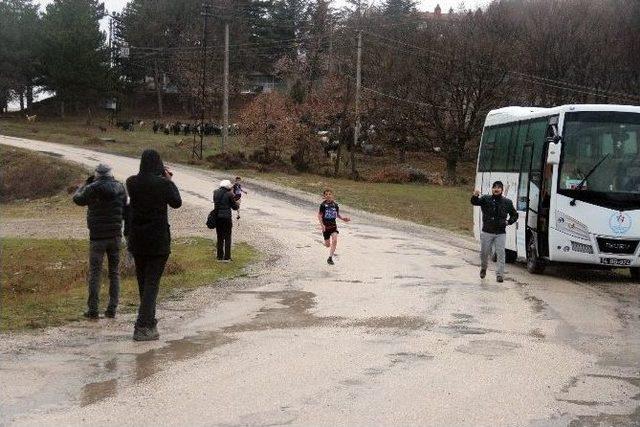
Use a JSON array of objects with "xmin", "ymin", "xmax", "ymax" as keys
[
  {"xmin": 368, "ymin": 166, "xmax": 444, "ymax": 185},
  {"xmin": 368, "ymin": 166, "xmax": 412, "ymax": 183},
  {"xmin": 205, "ymin": 151, "xmax": 247, "ymax": 169}
]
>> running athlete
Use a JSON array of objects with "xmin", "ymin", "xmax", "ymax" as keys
[
  {"xmin": 232, "ymin": 176, "xmax": 248, "ymax": 220},
  {"xmin": 318, "ymin": 188, "xmax": 350, "ymax": 265}
]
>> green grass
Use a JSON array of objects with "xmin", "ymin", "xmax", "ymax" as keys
[
  {"xmin": 0, "ymin": 237, "xmax": 257, "ymax": 331},
  {"xmin": 241, "ymin": 171, "xmax": 473, "ymax": 234},
  {"xmin": 0, "ymin": 193, "xmax": 82, "ymax": 219},
  {"xmin": 0, "ymin": 117, "xmax": 241, "ymax": 164}
]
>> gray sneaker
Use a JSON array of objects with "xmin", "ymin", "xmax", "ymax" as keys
[{"xmin": 133, "ymin": 326, "xmax": 160, "ymax": 341}]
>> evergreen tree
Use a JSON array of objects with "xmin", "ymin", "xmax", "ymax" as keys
[
  {"xmin": 382, "ymin": 0, "xmax": 417, "ymax": 17},
  {"xmin": 0, "ymin": 0, "xmax": 40, "ymax": 111},
  {"xmin": 39, "ymin": 0, "xmax": 110, "ymax": 116},
  {"xmin": 270, "ymin": 0, "xmax": 311, "ymax": 59}
]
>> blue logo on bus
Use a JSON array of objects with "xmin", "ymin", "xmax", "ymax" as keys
[{"xmin": 609, "ymin": 212, "xmax": 632, "ymax": 236}]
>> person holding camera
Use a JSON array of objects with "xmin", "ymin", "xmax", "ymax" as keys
[
  {"xmin": 126, "ymin": 149, "xmax": 182, "ymax": 341},
  {"xmin": 212, "ymin": 179, "xmax": 239, "ymax": 261},
  {"xmin": 73, "ymin": 163, "xmax": 128, "ymax": 320}
]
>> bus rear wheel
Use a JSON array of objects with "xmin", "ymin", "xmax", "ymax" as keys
[
  {"xmin": 630, "ymin": 268, "xmax": 640, "ymax": 282},
  {"xmin": 526, "ymin": 241, "xmax": 546, "ymax": 274}
]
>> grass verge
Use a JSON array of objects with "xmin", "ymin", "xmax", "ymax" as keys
[
  {"xmin": 240, "ymin": 171, "xmax": 473, "ymax": 234},
  {"xmin": 0, "ymin": 237, "xmax": 257, "ymax": 331},
  {"xmin": 0, "ymin": 118, "xmax": 239, "ymax": 164}
]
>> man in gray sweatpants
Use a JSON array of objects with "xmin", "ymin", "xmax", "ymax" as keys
[
  {"xmin": 471, "ymin": 181, "xmax": 518, "ymax": 282},
  {"xmin": 73, "ymin": 164, "xmax": 127, "ymax": 319}
]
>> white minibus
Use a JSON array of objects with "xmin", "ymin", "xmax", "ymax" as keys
[{"xmin": 474, "ymin": 104, "xmax": 640, "ymax": 278}]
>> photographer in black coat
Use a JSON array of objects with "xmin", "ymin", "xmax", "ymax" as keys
[
  {"xmin": 126, "ymin": 149, "xmax": 182, "ymax": 341},
  {"xmin": 73, "ymin": 163, "xmax": 127, "ymax": 320}
]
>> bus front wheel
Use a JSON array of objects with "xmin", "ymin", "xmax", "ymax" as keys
[
  {"xmin": 527, "ymin": 241, "xmax": 546, "ymax": 274},
  {"xmin": 630, "ymin": 268, "xmax": 640, "ymax": 282}
]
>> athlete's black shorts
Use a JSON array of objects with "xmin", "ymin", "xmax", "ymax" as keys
[{"xmin": 323, "ymin": 228, "xmax": 338, "ymax": 241}]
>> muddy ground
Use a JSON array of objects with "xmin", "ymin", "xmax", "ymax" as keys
[{"xmin": 0, "ymin": 135, "xmax": 639, "ymax": 426}]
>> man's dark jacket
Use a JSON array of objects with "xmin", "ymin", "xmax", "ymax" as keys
[
  {"xmin": 126, "ymin": 152, "xmax": 182, "ymax": 256},
  {"xmin": 213, "ymin": 187, "xmax": 239, "ymax": 219},
  {"xmin": 471, "ymin": 194, "xmax": 519, "ymax": 234},
  {"xmin": 73, "ymin": 176, "xmax": 127, "ymax": 240}
]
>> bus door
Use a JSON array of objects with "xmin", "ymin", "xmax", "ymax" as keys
[{"xmin": 516, "ymin": 144, "xmax": 534, "ymax": 258}]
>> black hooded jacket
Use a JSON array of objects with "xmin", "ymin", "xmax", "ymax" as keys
[
  {"xmin": 73, "ymin": 175, "xmax": 127, "ymax": 240},
  {"xmin": 126, "ymin": 150, "xmax": 182, "ymax": 256},
  {"xmin": 471, "ymin": 194, "xmax": 518, "ymax": 234}
]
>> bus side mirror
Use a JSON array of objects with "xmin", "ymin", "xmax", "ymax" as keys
[{"xmin": 547, "ymin": 142, "xmax": 561, "ymax": 165}]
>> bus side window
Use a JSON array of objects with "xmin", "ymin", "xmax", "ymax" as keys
[
  {"xmin": 512, "ymin": 122, "xmax": 529, "ymax": 172},
  {"xmin": 491, "ymin": 126, "xmax": 512, "ymax": 171},
  {"xmin": 527, "ymin": 119, "xmax": 548, "ymax": 172},
  {"xmin": 479, "ymin": 128, "xmax": 496, "ymax": 171}
]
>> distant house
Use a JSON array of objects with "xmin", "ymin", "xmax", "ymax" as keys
[
  {"xmin": 144, "ymin": 74, "xmax": 179, "ymax": 94},
  {"xmin": 240, "ymin": 72, "xmax": 285, "ymax": 95}
]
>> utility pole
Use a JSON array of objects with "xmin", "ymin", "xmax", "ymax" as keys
[
  {"xmin": 195, "ymin": 2, "xmax": 212, "ymax": 160},
  {"xmin": 352, "ymin": 30, "xmax": 362, "ymax": 178},
  {"xmin": 328, "ymin": 25, "xmax": 333, "ymax": 75},
  {"xmin": 222, "ymin": 21, "xmax": 229, "ymax": 152},
  {"xmin": 108, "ymin": 16, "xmax": 113, "ymax": 67}
]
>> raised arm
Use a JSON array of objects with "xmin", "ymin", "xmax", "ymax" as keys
[
  {"xmin": 72, "ymin": 178, "xmax": 96, "ymax": 206},
  {"xmin": 166, "ymin": 180, "xmax": 182, "ymax": 209},
  {"xmin": 470, "ymin": 190, "xmax": 484, "ymax": 206}
]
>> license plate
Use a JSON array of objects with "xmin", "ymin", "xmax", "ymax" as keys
[{"xmin": 600, "ymin": 257, "xmax": 631, "ymax": 266}]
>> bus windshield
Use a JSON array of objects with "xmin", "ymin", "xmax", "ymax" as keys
[{"xmin": 559, "ymin": 111, "xmax": 640, "ymax": 209}]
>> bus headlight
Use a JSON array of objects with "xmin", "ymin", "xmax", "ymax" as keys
[{"xmin": 556, "ymin": 211, "xmax": 590, "ymax": 240}]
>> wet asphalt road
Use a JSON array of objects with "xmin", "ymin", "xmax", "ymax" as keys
[{"xmin": 0, "ymin": 136, "xmax": 639, "ymax": 426}]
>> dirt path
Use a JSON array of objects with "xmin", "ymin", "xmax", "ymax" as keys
[{"xmin": 1, "ymin": 135, "xmax": 639, "ymax": 426}]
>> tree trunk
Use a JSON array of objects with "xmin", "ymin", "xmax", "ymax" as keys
[
  {"xmin": 26, "ymin": 85, "xmax": 33, "ymax": 109},
  {"xmin": 86, "ymin": 107, "xmax": 94, "ymax": 126},
  {"xmin": 334, "ymin": 144, "xmax": 342, "ymax": 176},
  {"xmin": 19, "ymin": 92, "xmax": 24, "ymax": 111},
  {"xmin": 154, "ymin": 61, "xmax": 164, "ymax": 118},
  {"xmin": 445, "ymin": 156, "xmax": 458, "ymax": 183},
  {"xmin": 398, "ymin": 145, "xmax": 406, "ymax": 163},
  {"xmin": 350, "ymin": 143, "xmax": 357, "ymax": 179},
  {"xmin": 0, "ymin": 91, "xmax": 7, "ymax": 112}
]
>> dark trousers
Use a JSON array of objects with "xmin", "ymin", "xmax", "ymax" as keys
[
  {"xmin": 215, "ymin": 218, "xmax": 233, "ymax": 260},
  {"xmin": 133, "ymin": 254, "xmax": 169, "ymax": 328},
  {"xmin": 87, "ymin": 237, "xmax": 121, "ymax": 314}
]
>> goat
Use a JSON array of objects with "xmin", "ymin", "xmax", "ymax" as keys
[{"xmin": 25, "ymin": 114, "xmax": 37, "ymax": 122}]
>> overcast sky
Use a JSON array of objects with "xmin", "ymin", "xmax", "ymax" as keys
[
  {"xmin": 35, "ymin": 0, "xmax": 492, "ymax": 16},
  {"xmin": 32, "ymin": 0, "xmax": 492, "ymax": 39}
]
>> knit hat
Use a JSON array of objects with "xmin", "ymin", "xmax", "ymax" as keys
[
  {"xmin": 95, "ymin": 163, "xmax": 113, "ymax": 176},
  {"xmin": 492, "ymin": 180, "xmax": 504, "ymax": 189},
  {"xmin": 220, "ymin": 179, "xmax": 232, "ymax": 189}
]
